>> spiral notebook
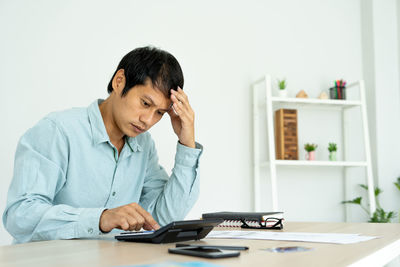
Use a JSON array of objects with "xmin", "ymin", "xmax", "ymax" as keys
[{"xmin": 202, "ymin": 211, "xmax": 284, "ymax": 230}]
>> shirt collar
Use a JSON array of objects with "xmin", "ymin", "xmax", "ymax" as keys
[
  {"xmin": 87, "ymin": 99, "xmax": 143, "ymax": 152},
  {"xmin": 88, "ymin": 99, "xmax": 109, "ymax": 145},
  {"xmin": 125, "ymin": 136, "xmax": 143, "ymax": 152}
]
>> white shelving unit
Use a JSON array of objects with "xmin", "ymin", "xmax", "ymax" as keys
[{"xmin": 252, "ymin": 75, "xmax": 376, "ymax": 217}]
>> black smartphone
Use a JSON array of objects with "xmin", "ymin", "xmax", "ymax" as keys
[{"xmin": 168, "ymin": 246, "xmax": 240, "ymax": 259}]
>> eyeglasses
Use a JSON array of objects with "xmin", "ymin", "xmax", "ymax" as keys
[{"xmin": 240, "ymin": 217, "xmax": 283, "ymax": 230}]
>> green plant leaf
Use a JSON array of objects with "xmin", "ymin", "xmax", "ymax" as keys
[
  {"xmin": 368, "ymin": 208, "xmax": 395, "ymax": 223},
  {"xmin": 394, "ymin": 177, "xmax": 400, "ymax": 191},
  {"xmin": 277, "ymin": 78, "xmax": 287, "ymax": 90},
  {"xmin": 328, "ymin": 142, "xmax": 337, "ymax": 152},
  {"xmin": 369, "ymin": 213, "xmax": 379, "ymax": 223},
  {"xmin": 304, "ymin": 143, "xmax": 318, "ymax": 152},
  {"xmin": 343, "ymin": 179, "xmax": 399, "ymax": 223},
  {"xmin": 358, "ymin": 184, "xmax": 382, "ymax": 196},
  {"xmin": 375, "ymin": 187, "xmax": 382, "ymax": 197},
  {"xmin": 341, "ymin": 197, "xmax": 362, "ymax": 205},
  {"xmin": 359, "ymin": 184, "xmax": 368, "ymax": 190}
]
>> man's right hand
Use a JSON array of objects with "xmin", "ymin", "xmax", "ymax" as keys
[{"xmin": 99, "ymin": 203, "xmax": 160, "ymax": 233}]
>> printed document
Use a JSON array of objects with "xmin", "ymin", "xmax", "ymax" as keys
[{"xmin": 207, "ymin": 230, "xmax": 377, "ymax": 244}]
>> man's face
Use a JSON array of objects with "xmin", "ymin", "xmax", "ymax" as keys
[{"xmin": 112, "ymin": 81, "xmax": 171, "ymax": 138}]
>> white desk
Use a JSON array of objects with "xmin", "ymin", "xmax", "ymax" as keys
[{"xmin": 1, "ymin": 222, "xmax": 400, "ymax": 267}]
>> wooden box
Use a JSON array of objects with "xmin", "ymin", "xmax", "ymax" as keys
[{"xmin": 275, "ymin": 109, "xmax": 298, "ymax": 160}]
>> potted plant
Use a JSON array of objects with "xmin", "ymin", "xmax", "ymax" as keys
[
  {"xmin": 304, "ymin": 143, "xmax": 318, "ymax": 160},
  {"xmin": 277, "ymin": 78, "xmax": 287, "ymax": 97},
  {"xmin": 328, "ymin": 142, "xmax": 337, "ymax": 161},
  {"xmin": 342, "ymin": 183, "xmax": 397, "ymax": 223}
]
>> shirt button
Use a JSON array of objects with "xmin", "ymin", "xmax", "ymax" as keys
[
  {"xmin": 112, "ymin": 191, "xmax": 116, "ymax": 196},
  {"xmin": 88, "ymin": 228, "xmax": 93, "ymax": 234}
]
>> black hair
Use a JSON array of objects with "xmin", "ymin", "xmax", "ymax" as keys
[{"xmin": 107, "ymin": 46, "xmax": 184, "ymax": 98}]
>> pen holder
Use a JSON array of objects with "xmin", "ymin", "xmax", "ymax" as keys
[{"xmin": 329, "ymin": 87, "xmax": 346, "ymax": 100}]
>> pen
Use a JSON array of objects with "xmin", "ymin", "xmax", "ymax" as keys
[{"xmin": 176, "ymin": 243, "xmax": 249, "ymax": 251}]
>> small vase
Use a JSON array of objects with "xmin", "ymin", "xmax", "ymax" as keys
[
  {"xmin": 306, "ymin": 151, "xmax": 315, "ymax": 160},
  {"xmin": 329, "ymin": 151, "xmax": 336, "ymax": 161},
  {"xmin": 278, "ymin": 89, "xmax": 287, "ymax": 97}
]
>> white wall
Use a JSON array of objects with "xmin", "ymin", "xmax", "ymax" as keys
[
  {"xmin": 0, "ymin": 0, "xmax": 397, "ymax": 245},
  {"xmin": 363, "ymin": 0, "xmax": 400, "ymax": 218}
]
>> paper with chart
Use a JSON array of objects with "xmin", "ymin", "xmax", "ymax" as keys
[{"xmin": 207, "ymin": 230, "xmax": 378, "ymax": 244}]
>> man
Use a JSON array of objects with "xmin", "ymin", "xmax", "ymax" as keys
[{"xmin": 3, "ymin": 46, "xmax": 202, "ymax": 243}]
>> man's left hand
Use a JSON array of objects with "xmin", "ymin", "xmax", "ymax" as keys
[{"xmin": 168, "ymin": 87, "xmax": 195, "ymax": 148}]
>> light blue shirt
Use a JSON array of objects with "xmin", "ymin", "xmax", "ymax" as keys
[{"xmin": 3, "ymin": 100, "xmax": 202, "ymax": 243}]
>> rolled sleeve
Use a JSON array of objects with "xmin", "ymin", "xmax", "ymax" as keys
[
  {"xmin": 140, "ymin": 140, "xmax": 203, "ymax": 225},
  {"xmin": 175, "ymin": 142, "xmax": 203, "ymax": 168}
]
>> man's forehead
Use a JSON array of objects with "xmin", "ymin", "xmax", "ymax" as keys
[{"xmin": 142, "ymin": 90, "xmax": 171, "ymax": 111}]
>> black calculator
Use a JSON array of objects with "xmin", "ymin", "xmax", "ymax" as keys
[{"xmin": 115, "ymin": 218, "xmax": 223, "ymax": 244}]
